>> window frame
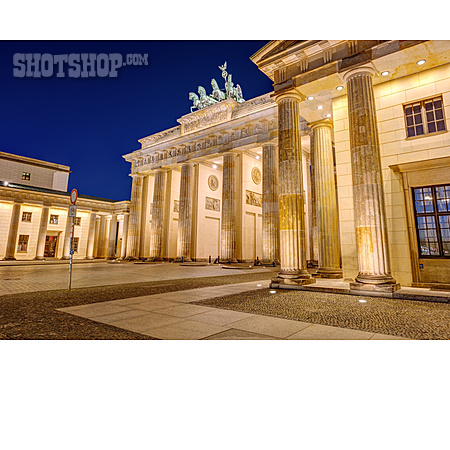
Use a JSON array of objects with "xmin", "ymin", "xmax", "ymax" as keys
[
  {"xmin": 74, "ymin": 217, "xmax": 81, "ymax": 226},
  {"xmin": 17, "ymin": 234, "xmax": 29, "ymax": 252},
  {"xmin": 21, "ymin": 211, "xmax": 32, "ymax": 222},
  {"xmin": 22, "ymin": 172, "xmax": 31, "ymax": 181},
  {"xmin": 412, "ymin": 185, "xmax": 450, "ymax": 259},
  {"xmin": 403, "ymin": 95, "xmax": 447, "ymax": 139}
]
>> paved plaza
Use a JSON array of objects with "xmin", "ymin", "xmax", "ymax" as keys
[
  {"xmin": 0, "ymin": 260, "xmax": 271, "ymax": 295},
  {"xmin": 2, "ymin": 260, "xmax": 449, "ymax": 340}
]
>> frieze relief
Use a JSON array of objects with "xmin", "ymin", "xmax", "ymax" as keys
[
  {"xmin": 173, "ymin": 200, "xmax": 179, "ymax": 213},
  {"xmin": 246, "ymin": 190, "xmax": 262, "ymax": 207},
  {"xmin": 205, "ymin": 197, "xmax": 220, "ymax": 211}
]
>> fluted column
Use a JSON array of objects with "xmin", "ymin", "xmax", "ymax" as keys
[
  {"xmin": 35, "ymin": 204, "xmax": 50, "ymax": 260},
  {"xmin": 309, "ymin": 119, "xmax": 342, "ymax": 278},
  {"xmin": 97, "ymin": 215, "xmax": 107, "ymax": 258},
  {"xmin": 149, "ymin": 169, "xmax": 167, "ymax": 260},
  {"xmin": 61, "ymin": 210, "xmax": 73, "ymax": 260},
  {"xmin": 85, "ymin": 212, "xmax": 97, "ymax": 260},
  {"xmin": 93, "ymin": 216, "xmax": 100, "ymax": 257},
  {"xmin": 119, "ymin": 213, "xmax": 129, "ymax": 260},
  {"xmin": 107, "ymin": 214, "xmax": 118, "ymax": 259},
  {"xmin": 262, "ymin": 143, "xmax": 280, "ymax": 263},
  {"xmin": 4, "ymin": 201, "xmax": 22, "ymax": 260},
  {"xmin": 344, "ymin": 66, "xmax": 399, "ymax": 291},
  {"xmin": 221, "ymin": 152, "xmax": 238, "ymax": 262},
  {"xmin": 272, "ymin": 92, "xmax": 314, "ymax": 285},
  {"xmin": 126, "ymin": 174, "xmax": 143, "ymax": 259},
  {"xmin": 309, "ymin": 133, "xmax": 319, "ymax": 264},
  {"xmin": 177, "ymin": 163, "xmax": 194, "ymax": 261}
]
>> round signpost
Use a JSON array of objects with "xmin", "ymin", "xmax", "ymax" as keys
[
  {"xmin": 70, "ymin": 188, "xmax": 78, "ymax": 204},
  {"xmin": 68, "ymin": 188, "xmax": 78, "ymax": 290}
]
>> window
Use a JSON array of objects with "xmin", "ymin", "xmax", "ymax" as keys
[
  {"xmin": 21, "ymin": 212, "xmax": 32, "ymax": 222},
  {"xmin": 413, "ymin": 185, "xmax": 450, "ymax": 257},
  {"xmin": 404, "ymin": 96, "xmax": 446, "ymax": 138},
  {"xmin": 74, "ymin": 217, "xmax": 81, "ymax": 226},
  {"xmin": 22, "ymin": 172, "xmax": 31, "ymax": 180},
  {"xmin": 49, "ymin": 214, "xmax": 59, "ymax": 224},
  {"xmin": 17, "ymin": 235, "xmax": 29, "ymax": 252},
  {"xmin": 72, "ymin": 237, "xmax": 79, "ymax": 253}
]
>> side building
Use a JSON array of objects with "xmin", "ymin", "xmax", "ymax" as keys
[{"xmin": 0, "ymin": 151, "xmax": 130, "ymax": 260}]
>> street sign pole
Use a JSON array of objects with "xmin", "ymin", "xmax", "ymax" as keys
[
  {"xmin": 68, "ymin": 189, "xmax": 78, "ymax": 291},
  {"xmin": 68, "ymin": 215, "xmax": 74, "ymax": 290}
]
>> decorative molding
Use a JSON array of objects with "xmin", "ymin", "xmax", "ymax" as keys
[
  {"xmin": 251, "ymin": 167, "xmax": 261, "ymax": 185},
  {"xmin": 246, "ymin": 190, "xmax": 262, "ymax": 207},
  {"xmin": 208, "ymin": 175, "xmax": 219, "ymax": 191},
  {"xmin": 173, "ymin": 200, "xmax": 179, "ymax": 213},
  {"xmin": 205, "ymin": 197, "xmax": 220, "ymax": 211}
]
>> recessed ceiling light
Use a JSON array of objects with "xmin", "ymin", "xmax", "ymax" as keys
[
  {"xmin": 212, "ymin": 164, "xmax": 217, "ymax": 169},
  {"xmin": 317, "ymin": 105, "xmax": 323, "ymax": 110},
  {"xmin": 256, "ymin": 155, "xmax": 260, "ymax": 160},
  {"xmin": 417, "ymin": 60, "xmax": 426, "ymax": 66},
  {"xmin": 336, "ymin": 86, "xmax": 344, "ymax": 91},
  {"xmin": 307, "ymin": 96, "xmax": 314, "ymax": 100},
  {"xmin": 381, "ymin": 71, "xmax": 389, "ymax": 76}
]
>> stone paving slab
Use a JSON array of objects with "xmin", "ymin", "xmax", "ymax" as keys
[{"xmin": 58, "ymin": 279, "xmax": 408, "ymax": 340}]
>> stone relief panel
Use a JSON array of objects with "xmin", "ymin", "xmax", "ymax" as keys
[
  {"xmin": 149, "ymin": 203, "xmax": 153, "ymax": 215},
  {"xmin": 246, "ymin": 190, "xmax": 262, "ymax": 207},
  {"xmin": 173, "ymin": 200, "xmax": 179, "ymax": 213},
  {"xmin": 208, "ymin": 175, "xmax": 219, "ymax": 191},
  {"xmin": 205, "ymin": 197, "xmax": 220, "ymax": 211},
  {"xmin": 251, "ymin": 167, "xmax": 261, "ymax": 185}
]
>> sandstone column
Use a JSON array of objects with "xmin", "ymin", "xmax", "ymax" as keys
[
  {"xmin": 149, "ymin": 169, "xmax": 167, "ymax": 260},
  {"xmin": 93, "ymin": 216, "xmax": 101, "ymax": 257},
  {"xmin": 119, "ymin": 212, "xmax": 130, "ymax": 260},
  {"xmin": 61, "ymin": 210, "xmax": 72, "ymax": 260},
  {"xmin": 126, "ymin": 174, "xmax": 143, "ymax": 259},
  {"xmin": 272, "ymin": 92, "xmax": 314, "ymax": 285},
  {"xmin": 309, "ymin": 119, "xmax": 342, "ymax": 278},
  {"xmin": 177, "ymin": 163, "xmax": 194, "ymax": 261},
  {"xmin": 262, "ymin": 143, "xmax": 280, "ymax": 264},
  {"xmin": 221, "ymin": 152, "xmax": 238, "ymax": 263},
  {"xmin": 4, "ymin": 201, "xmax": 22, "ymax": 260},
  {"xmin": 107, "ymin": 214, "xmax": 118, "ymax": 259},
  {"xmin": 85, "ymin": 212, "xmax": 97, "ymax": 260},
  {"xmin": 35, "ymin": 204, "xmax": 50, "ymax": 260},
  {"xmin": 309, "ymin": 133, "xmax": 319, "ymax": 264},
  {"xmin": 344, "ymin": 66, "xmax": 399, "ymax": 291},
  {"xmin": 97, "ymin": 215, "xmax": 107, "ymax": 258}
]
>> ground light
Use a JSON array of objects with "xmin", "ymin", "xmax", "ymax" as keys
[
  {"xmin": 359, "ymin": 299, "xmax": 367, "ymax": 303},
  {"xmin": 269, "ymin": 290, "xmax": 276, "ymax": 294}
]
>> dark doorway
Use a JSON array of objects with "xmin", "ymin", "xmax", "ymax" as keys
[{"xmin": 44, "ymin": 235, "xmax": 58, "ymax": 257}]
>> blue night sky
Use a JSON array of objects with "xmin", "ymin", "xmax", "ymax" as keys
[{"xmin": 0, "ymin": 41, "xmax": 273, "ymax": 201}]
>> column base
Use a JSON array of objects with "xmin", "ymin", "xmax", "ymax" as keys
[
  {"xmin": 60, "ymin": 256, "xmax": 70, "ymax": 260},
  {"xmin": 220, "ymin": 259, "xmax": 238, "ymax": 264},
  {"xmin": 175, "ymin": 257, "xmax": 192, "ymax": 262},
  {"xmin": 271, "ymin": 277, "xmax": 316, "ymax": 286},
  {"xmin": 84, "ymin": 256, "xmax": 95, "ymax": 260},
  {"xmin": 350, "ymin": 280, "xmax": 400, "ymax": 293},
  {"xmin": 34, "ymin": 256, "xmax": 45, "ymax": 260},
  {"xmin": 125, "ymin": 256, "xmax": 139, "ymax": 261},
  {"xmin": 3, "ymin": 256, "xmax": 16, "ymax": 261},
  {"xmin": 314, "ymin": 268, "xmax": 343, "ymax": 279}
]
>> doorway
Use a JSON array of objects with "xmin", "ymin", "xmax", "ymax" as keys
[{"xmin": 44, "ymin": 235, "xmax": 58, "ymax": 257}]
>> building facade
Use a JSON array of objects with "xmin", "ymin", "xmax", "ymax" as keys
[
  {"xmin": 0, "ymin": 151, "xmax": 130, "ymax": 260},
  {"xmin": 124, "ymin": 40, "xmax": 450, "ymax": 291}
]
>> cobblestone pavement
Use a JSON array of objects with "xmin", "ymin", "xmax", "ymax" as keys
[
  {"xmin": 0, "ymin": 272, "xmax": 275, "ymax": 339},
  {"xmin": 59, "ymin": 280, "xmax": 408, "ymax": 340},
  {"xmin": 0, "ymin": 261, "xmax": 272, "ymax": 295},
  {"xmin": 196, "ymin": 289, "xmax": 450, "ymax": 340}
]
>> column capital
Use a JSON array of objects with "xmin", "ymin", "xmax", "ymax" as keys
[
  {"xmin": 342, "ymin": 65, "xmax": 376, "ymax": 83},
  {"xmin": 130, "ymin": 173, "xmax": 144, "ymax": 179},
  {"xmin": 308, "ymin": 118, "xmax": 333, "ymax": 130},
  {"xmin": 261, "ymin": 142, "xmax": 277, "ymax": 150},
  {"xmin": 272, "ymin": 90, "xmax": 305, "ymax": 104}
]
